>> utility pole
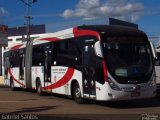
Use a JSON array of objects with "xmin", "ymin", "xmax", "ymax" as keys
[
  {"xmin": 20, "ymin": 0, "xmax": 37, "ymax": 41},
  {"xmin": 26, "ymin": 0, "xmax": 30, "ymax": 41},
  {"xmin": 20, "ymin": 0, "xmax": 37, "ymax": 89}
]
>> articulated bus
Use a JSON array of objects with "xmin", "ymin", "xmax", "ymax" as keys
[{"xmin": 3, "ymin": 25, "xmax": 157, "ymax": 103}]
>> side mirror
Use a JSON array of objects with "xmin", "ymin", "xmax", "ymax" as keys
[
  {"xmin": 94, "ymin": 41, "xmax": 104, "ymax": 59},
  {"xmin": 150, "ymin": 42, "xmax": 157, "ymax": 60}
]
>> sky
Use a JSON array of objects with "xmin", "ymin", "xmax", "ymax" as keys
[{"xmin": 0, "ymin": 0, "xmax": 160, "ymax": 36}]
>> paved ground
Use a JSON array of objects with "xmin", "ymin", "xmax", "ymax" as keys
[{"xmin": 0, "ymin": 86, "xmax": 160, "ymax": 120}]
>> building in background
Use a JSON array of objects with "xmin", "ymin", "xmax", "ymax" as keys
[
  {"xmin": 7, "ymin": 24, "xmax": 46, "ymax": 47},
  {"xmin": 8, "ymin": 24, "xmax": 45, "ymax": 36},
  {"xmin": 0, "ymin": 24, "xmax": 8, "ymax": 76},
  {"xmin": 0, "ymin": 24, "xmax": 46, "ymax": 82}
]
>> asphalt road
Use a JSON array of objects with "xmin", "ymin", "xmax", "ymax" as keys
[{"xmin": 0, "ymin": 86, "xmax": 160, "ymax": 120}]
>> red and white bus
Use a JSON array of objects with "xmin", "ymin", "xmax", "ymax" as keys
[{"xmin": 3, "ymin": 25, "xmax": 157, "ymax": 103}]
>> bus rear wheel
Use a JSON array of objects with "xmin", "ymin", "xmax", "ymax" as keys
[
  {"xmin": 10, "ymin": 79, "xmax": 16, "ymax": 91},
  {"xmin": 36, "ymin": 82, "xmax": 44, "ymax": 96},
  {"xmin": 73, "ymin": 82, "xmax": 83, "ymax": 104}
]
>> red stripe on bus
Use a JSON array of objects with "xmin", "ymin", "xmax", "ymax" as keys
[
  {"xmin": 43, "ymin": 68, "xmax": 74, "ymax": 90},
  {"xmin": 8, "ymin": 68, "xmax": 26, "ymax": 87},
  {"xmin": 10, "ymin": 44, "xmax": 23, "ymax": 51},
  {"xmin": 73, "ymin": 27, "xmax": 100, "ymax": 40},
  {"xmin": 38, "ymin": 37, "xmax": 60, "ymax": 42},
  {"xmin": 102, "ymin": 60, "xmax": 108, "ymax": 82}
]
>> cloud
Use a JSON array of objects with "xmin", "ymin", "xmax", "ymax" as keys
[
  {"xmin": 61, "ymin": 0, "xmax": 144, "ymax": 22},
  {"xmin": 0, "ymin": 7, "xmax": 8, "ymax": 15},
  {"xmin": 77, "ymin": 0, "xmax": 100, "ymax": 9},
  {"xmin": 0, "ymin": 7, "xmax": 8, "ymax": 24}
]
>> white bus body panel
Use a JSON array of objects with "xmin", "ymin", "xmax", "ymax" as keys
[
  {"xmin": 96, "ymin": 82, "xmax": 156, "ymax": 101},
  {"xmin": 32, "ymin": 66, "xmax": 44, "ymax": 89},
  {"xmin": 96, "ymin": 72, "xmax": 156, "ymax": 101},
  {"xmin": 11, "ymin": 68, "xmax": 20, "ymax": 87},
  {"xmin": 50, "ymin": 66, "xmax": 83, "ymax": 96},
  {"xmin": 7, "ymin": 67, "xmax": 26, "ymax": 88},
  {"xmin": 31, "ymin": 66, "xmax": 83, "ymax": 96},
  {"xmin": 4, "ymin": 71, "xmax": 11, "ymax": 86},
  {"xmin": 51, "ymin": 66, "xmax": 68, "ymax": 94}
]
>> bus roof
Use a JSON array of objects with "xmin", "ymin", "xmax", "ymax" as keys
[
  {"xmin": 77, "ymin": 25, "xmax": 147, "ymax": 37},
  {"xmin": 5, "ymin": 25, "xmax": 147, "ymax": 51}
]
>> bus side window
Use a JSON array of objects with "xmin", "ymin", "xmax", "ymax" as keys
[
  {"xmin": 17, "ymin": 50, "xmax": 21, "ymax": 67},
  {"xmin": 52, "ymin": 39, "xmax": 82, "ymax": 68},
  {"xmin": 55, "ymin": 41, "xmax": 68, "ymax": 66},
  {"xmin": 4, "ymin": 53, "xmax": 10, "ymax": 79},
  {"xmin": 10, "ymin": 51, "xmax": 18, "ymax": 67},
  {"xmin": 53, "ymin": 41, "xmax": 60, "ymax": 66},
  {"xmin": 11, "ymin": 50, "xmax": 20, "ymax": 67},
  {"xmin": 19, "ymin": 49, "xmax": 25, "ymax": 80},
  {"xmin": 9, "ymin": 52, "xmax": 13, "ymax": 68},
  {"xmin": 32, "ymin": 45, "xmax": 45, "ymax": 66},
  {"xmin": 68, "ymin": 39, "xmax": 82, "ymax": 66}
]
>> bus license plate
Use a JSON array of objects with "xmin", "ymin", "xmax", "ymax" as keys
[{"xmin": 131, "ymin": 92, "xmax": 140, "ymax": 97}]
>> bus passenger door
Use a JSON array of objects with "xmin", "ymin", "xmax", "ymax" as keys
[
  {"xmin": 19, "ymin": 50, "xmax": 25, "ymax": 85},
  {"xmin": 82, "ymin": 43, "xmax": 96, "ymax": 98},
  {"xmin": 44, "ymin": 49, "xmax": 52, "ymax": 87}
]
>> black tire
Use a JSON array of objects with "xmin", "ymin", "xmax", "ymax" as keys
[
  {"xmin": 10, "ymin": 78, "xmax": 16, "ymax": 91},
  {"xmin": 36, "ymin": 81, "xmax": 44, "ymax": 96},
  {"xmin": 73, "ymin": 82, "xmax": 83, "ymax": 104}
]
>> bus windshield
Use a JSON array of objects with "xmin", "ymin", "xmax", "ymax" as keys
[{"xmin": 102, "ymin": 36, "xmax": 153, "ymax": 84}]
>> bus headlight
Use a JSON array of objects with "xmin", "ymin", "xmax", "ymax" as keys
[{"xmin": 108, "ymin": 78, "xmax": 121, "ymax": 91}]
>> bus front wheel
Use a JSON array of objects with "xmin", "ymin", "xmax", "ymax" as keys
[{"xmin": 73, "ymin": 82, "xmax": 83, "ymax": 104}]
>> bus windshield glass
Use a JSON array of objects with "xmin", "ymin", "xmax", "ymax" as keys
[{"xmin": 102, "ymin": 36, "xmax": 153, "ymax": 84}]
